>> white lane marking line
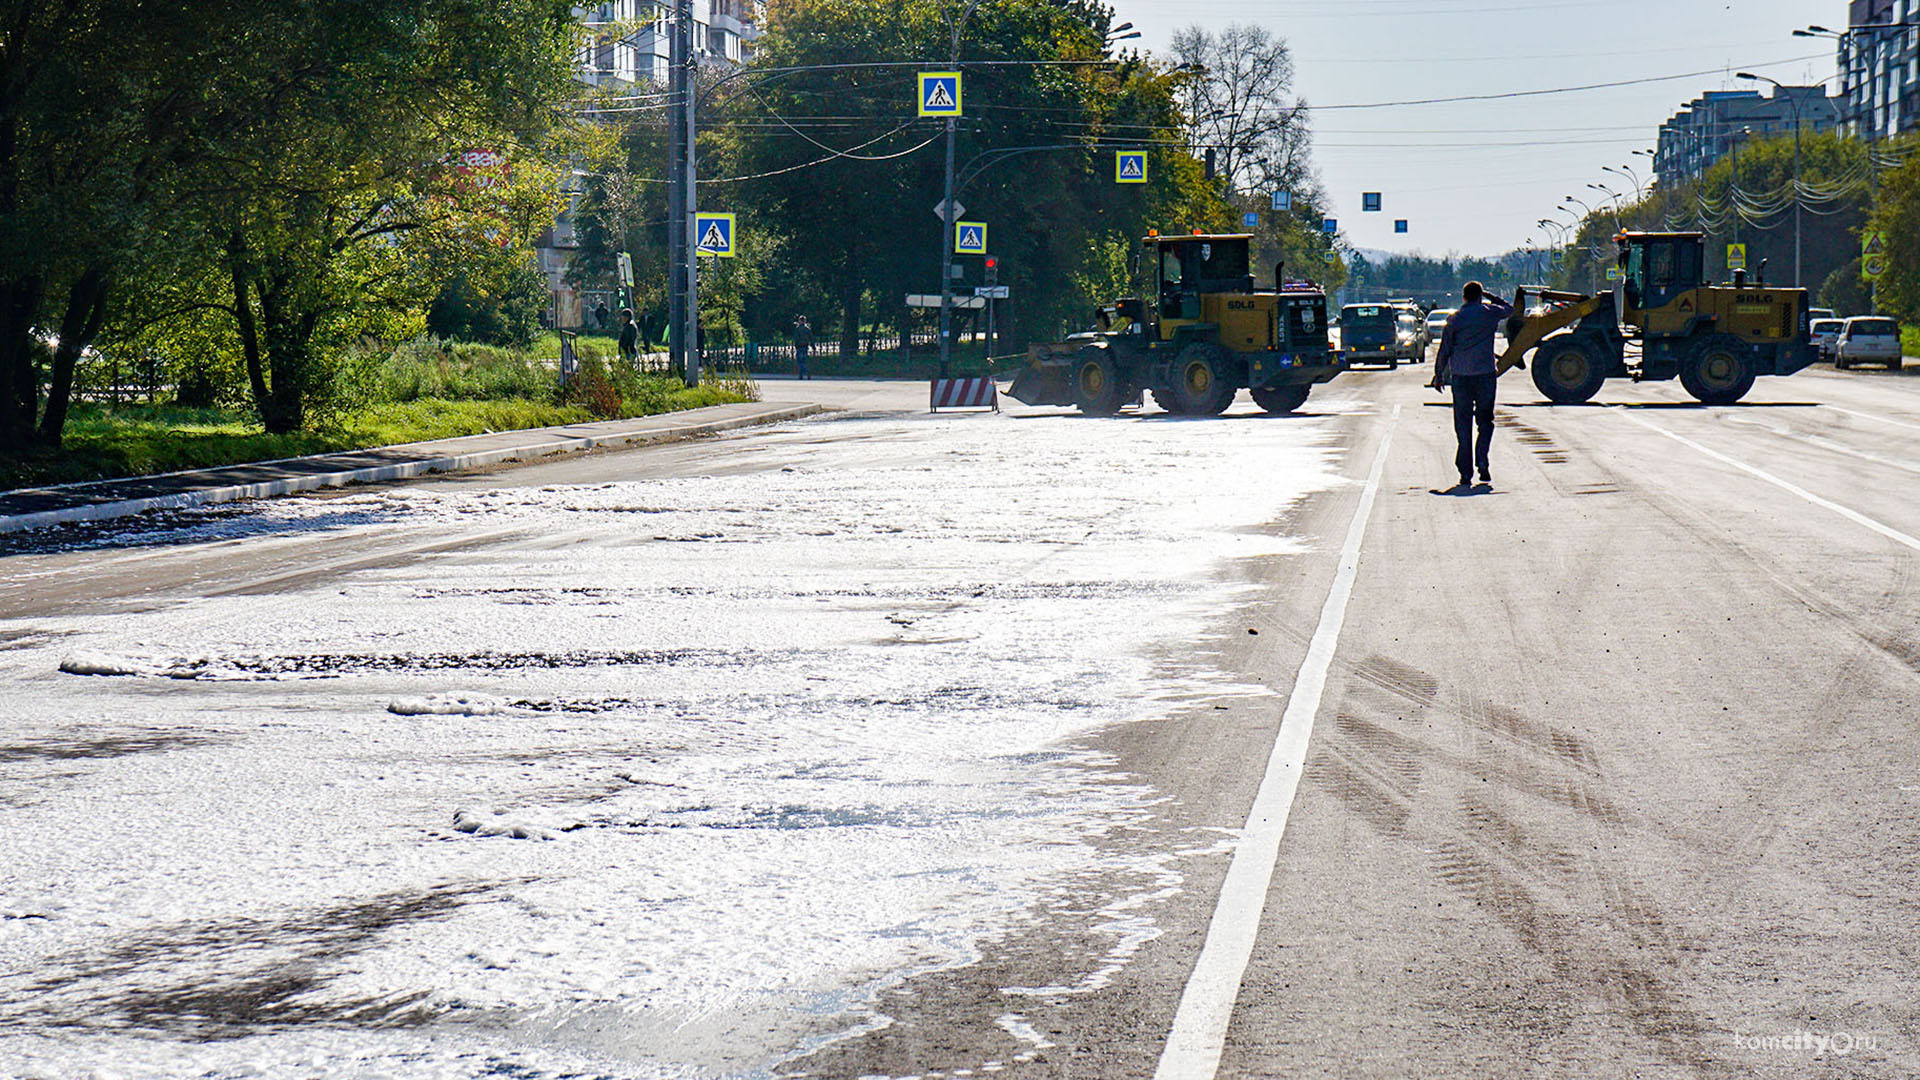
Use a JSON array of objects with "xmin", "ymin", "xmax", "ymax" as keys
[
  {"xmin": 1625, "ymin": 414, "xmax": 1920, "ymax": 553},
  {"xmin": 1827, "ymin": 405, "xmax": 1920, "ymax": 434},
  {"xmin": 1722, "ymin": 416, "xmax": 1920, "ymax": 476},
  {"xmin": 1153, "ymin": 404, "xmax": 1399, "ymax": 1080}
]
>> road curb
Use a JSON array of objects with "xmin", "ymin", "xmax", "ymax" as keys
[{"xmin": 0, "ymin": 403, "xmax": 824, "ymax": 535}]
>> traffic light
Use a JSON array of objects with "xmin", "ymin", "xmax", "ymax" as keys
[{"xmin": 984, "ymin": 255, "xmax": 999, "ymax": 285}]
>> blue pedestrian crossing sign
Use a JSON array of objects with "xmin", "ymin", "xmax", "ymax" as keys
[
  {"xmin": 954, "ymin": 221, "xmax": 988, "ymax": 255},
  {"xmin": 919, "ymin": 72, "xmax": 962, "ymax": 117},
  {"xmin": 695, "ymin": 212, "xmax": 736, "ymax": 258},
  {"xmin": 1322, "ymin": 218, "xmax": 1338, "ymax": 235},
  {"xmin": 1116, "ymin": 151, "xmax": 1148, "ymax": 184},
  {"xmin": 1243, "ymin": 212, "xmax": 1260, "ymax": 228},
  {"xmin": 1394, "ymin": 219, "xmax": 1409, "ymax": 234}
]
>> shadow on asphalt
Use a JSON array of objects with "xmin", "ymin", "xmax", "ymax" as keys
[
  {"xmin": 1427, "ymin": 483, "xmax": 1498, "ymax": 497},
  {"xmin": 0, "ymin": 503, "xmax": 403, "ymax": 560}
]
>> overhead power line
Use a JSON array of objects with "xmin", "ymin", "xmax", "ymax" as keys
[{"xmin": 1312, "ymin": 53, "xmax": 1830, "ymax": 110}]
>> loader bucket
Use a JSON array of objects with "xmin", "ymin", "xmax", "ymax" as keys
[{"xmin": 1006, "ymin": 361, "xmax": 1075, "ymax": 406}]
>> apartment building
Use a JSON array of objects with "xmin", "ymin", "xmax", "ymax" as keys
[
  {"xmin": 1839, "ymin": 0, "xmax": 1920, "ymax": 140},
  {"xmin": 1654, "ymin": 85, "xmax": 1839, "ymax": 186}
]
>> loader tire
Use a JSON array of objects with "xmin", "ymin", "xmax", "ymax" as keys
[
  {"xmin": 1531, "ymin": 336, "xmax": 1607, "ymax": 404},
  {"xmin": 1680, "ymin": 334, "xmax": 1755, "ymax": 405},
  {"xmin": 1153, "ymin": 343, "xmax": 1237, "ymax": 416},
  {"xmin": 1251, "ymin": 384, "xmax": 1310, "ymax": 415},
  {"xmin": 1072, "ymin": 347, "xmax": 1129, "ymax": 416}
]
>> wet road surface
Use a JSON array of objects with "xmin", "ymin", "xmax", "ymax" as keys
[{"xmin": 3, "ymin": 368, "xmax": 1918, "ymax": 1078}]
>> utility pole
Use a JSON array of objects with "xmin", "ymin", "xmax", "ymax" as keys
[
  {"xmin": 1737, "ymin": 74, "xmax": 1803, "ymax": 288},
  {"xmin": 938, "ymin": 1, "xmax": 993, "ymax": 380},
  {"xmin": 667, "ymin": 0, "xmax": 701, "ymax": 386}
]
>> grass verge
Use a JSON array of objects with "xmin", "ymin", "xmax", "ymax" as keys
[{"xmin": 3, "ymin": 387, "xmax": 753, "ymax": 491}]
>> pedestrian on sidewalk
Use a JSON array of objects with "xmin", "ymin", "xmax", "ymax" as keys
[
  {"xmin": 792, "ymin": 315, "xmax": 813, "ymax": 380},
  {"xmin": 618, "ymin": 308, "xmax": 639, "ymax": 368},
  {"xmin": 1431, "ymin": 281, "xmax": 1515, "ymax": 491}
]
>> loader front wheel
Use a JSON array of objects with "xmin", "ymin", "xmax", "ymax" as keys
[
  {"xmin": 1072, "ymin": 347, "xmax": 1130, "ymax": 416},
  {"xmin": 1251, "ymin": 384, "xmax": 1310, "ymax": 414},
  {"xmin": 1531, "ymin": 337, "xmax": 1607, "ymax": 404},
  {"xmin": 1680, "ymin": 334, "xmax": 1755, "ymax": 405},
  {"xmin": 1153, "ymin": 343, "xmax": 1237, "ymax": 416}
]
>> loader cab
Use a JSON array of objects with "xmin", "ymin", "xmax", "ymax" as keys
[
  {"xmin": 1150, "ymin": 233, "xmax": 1255, "ymax": 321},
  {"xmin": 1618, "ymin": 232, "xmax": 1705, "ymax": 319}
]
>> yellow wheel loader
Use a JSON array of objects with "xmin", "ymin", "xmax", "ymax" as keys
[
  {"xmin": 1006, "ymin": 233, "xmax": 1344, "ymax": 416},
  {"xmin": 1498, "ymin": 232, "xmax": 1817, "ymax": 405}
]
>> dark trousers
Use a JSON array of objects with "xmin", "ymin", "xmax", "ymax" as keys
[
  {"xmin": 1451, "ymin": 372, "xmax": 1497, "ymax": 482},
  {"xmin": 795, "ymin": 343, "xmax": 809, "ymax": 379}
]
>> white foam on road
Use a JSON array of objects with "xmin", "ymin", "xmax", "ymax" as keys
[{"xmin": 1, "ymin": 406, "xmax": 1351, "ymax": 1078}]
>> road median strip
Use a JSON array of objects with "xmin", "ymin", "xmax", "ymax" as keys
[{"xmin": 0, "ymin": 402, "xmax": 823, "ymax": 535}]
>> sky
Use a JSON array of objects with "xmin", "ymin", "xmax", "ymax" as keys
[{"xmin": 1116, "ymin": 0, "xmax": 1849, "ymax": 259}]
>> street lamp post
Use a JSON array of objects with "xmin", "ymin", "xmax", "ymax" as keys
[
  {"xmin": 1737, "ymin": 72, "xmax": 1802, "ymax": 288},
  {"xmin": 1588, "ymin": 183, "xmax": 1624, "ymax": 229}
]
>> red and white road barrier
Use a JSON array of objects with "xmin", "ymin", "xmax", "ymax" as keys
[{"xmin": 929, "ymin": 377, "xmax": 999, "ymax": 412}]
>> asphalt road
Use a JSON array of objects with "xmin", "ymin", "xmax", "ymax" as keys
[{"xmin": 3, "ymin": 364, "xmax": 1918, "ymax": 1078}]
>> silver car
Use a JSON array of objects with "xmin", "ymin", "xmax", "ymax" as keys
[
  {"xmin": 1810, "ymin": 318, "xmax": 1844, "ymax": 362},
  {"xmin": 1834, "ymin": 316, "xmax": 1904, "ymax": 371}
]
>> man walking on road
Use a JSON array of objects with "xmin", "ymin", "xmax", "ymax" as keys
[{"xmin": 1432, "ymin": 281, "xmax": 1515, "ymax": 490}]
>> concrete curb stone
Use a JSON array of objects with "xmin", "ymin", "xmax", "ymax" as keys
[{"xmin": 0, "ymin": 401, "xmax": 823, "ymax": 535}]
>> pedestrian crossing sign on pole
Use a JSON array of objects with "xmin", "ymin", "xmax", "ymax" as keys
[
  {"xmin": 954, "ymin": 221, "xmax": 988, "ymax": 255},
  {"xmin": 1116, "ymin": 151, "xmax": 1147, "ymax": 184},
  {"xmin": 1726, "ymin": 243, "xmax": 1746, "ymax": 271},
  {"xmin": 1862, "ymin": 230, "xmax": 1889, "ymax": 280},
  {"xmin": 695, "ymin": 213, "xmax": 736, "ymax": 258},
  {"xmin": 919, "ymin": 72, "xmax": 962, "ymax": 117}
]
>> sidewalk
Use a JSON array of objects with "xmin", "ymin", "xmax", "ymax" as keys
[{"xmin": 0, "ymin": 400, "xmax": 823, "ymax": 534}]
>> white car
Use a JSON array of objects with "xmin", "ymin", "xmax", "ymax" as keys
[
  {"xmin": 1426, "ymin": 308, "xmax": 1455, "ymax": 340},
  {"xmin": 1809, "ymin": 318, "xmax": 1845, "ymax": 362},
  {"xmin": 1834, "ymin": 316, "xmax": 1904, "ymax": 371}
]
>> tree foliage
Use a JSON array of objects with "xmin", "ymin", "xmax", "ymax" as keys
[
  {"xmin": 1, "ymin": 0, "xmax": 579, "ymax": 442},
  {"xmin": 1865, "ymin": 139, "xmax": 1920, "ymax": 324}
]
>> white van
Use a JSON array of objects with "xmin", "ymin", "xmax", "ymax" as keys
[{"xmin": 1834, "ymin": 316, "xmax": 1903, "ymax": 371}]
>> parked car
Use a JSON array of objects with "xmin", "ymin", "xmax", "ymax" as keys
[
  {"xmin": 1834, "ymin": 316, "xmax": 1904, "ymax": 370},
  {"xmin": 1810, "ymin": 318, "xmax": 1845, "ymax": 362}
]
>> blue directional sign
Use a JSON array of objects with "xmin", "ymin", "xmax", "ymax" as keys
[
  {"xmin": 1243, "ymin": 212, "xmax": 1260, "ymax": 228},
  {"xmin": 1116, "ymin": 151, "xmax": 1148, "ymax": 184},
  {"xmin": 1322, "ymin": 218, "xmax": 1338, "ymax": 235},
  {"xmin": 1394, "ymin": 219, "xmax": 1409, "ymax": 234},
  {"xmin": 1271, "ymin": 190, "xmax": 1292, "ymax": 212},
  {"xmin": 695, "ymin": 212, "xmax": 736, "ymax": 258},
  {"xmin": 919, "ymin": 72, "xmax": 962, "ymax": 117},
  {"xmin": 954, "ymin": 221, "xmax": 988, "ymax": 255},
  {"xmin": 1362, "ymin": 192, "xmax": 1383, "ymax": 213}
]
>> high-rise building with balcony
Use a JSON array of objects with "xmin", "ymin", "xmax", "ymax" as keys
[
  {"xmin": 1653, "ymin": 86, "xmax": 1839, "ymax": 186},
  {"xmin": 1838, "ymin": 0, "xmax": 1920, "ymax": 140},
  {"xmin": 578, "ymin": 1, "xmax": 757, "ymax": 86}
]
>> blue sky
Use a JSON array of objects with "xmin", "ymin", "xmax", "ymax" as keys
[{"xmin": 1117, "ymin": 0, "xmax": 1848, "ymax": 258}]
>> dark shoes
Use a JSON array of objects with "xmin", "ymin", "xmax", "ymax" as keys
[{"xmin": 1478, "ymin": 467, "xmax": 1491, "ymax": 483}]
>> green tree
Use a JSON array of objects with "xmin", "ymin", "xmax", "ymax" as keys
[
  {"xmin": 726, "ymin": 0, "xmax": 1223, "ymax": 355},
  {"xmin": 0, "ymin": 2, "xmax": 241, "ymax": 447},
  {"xmin": 1865, "ymin": 141, "xmax": 1920, "ymax": 324}
]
